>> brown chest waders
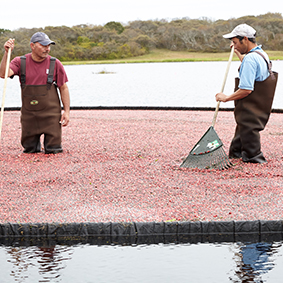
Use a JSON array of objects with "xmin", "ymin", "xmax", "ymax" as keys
[
  {"xmin": 20, "ymin": 56, "xmax": 63, "ymax": 153},
  {"xmin": 229, "ymin": 52, "xmax": 278, "ymax": 163}
]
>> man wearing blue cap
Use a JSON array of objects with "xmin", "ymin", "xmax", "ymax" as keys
[
  {"xmin": 215, "ymin": 24, "xmax": 278, "ymax": 164},
  {"xmin": 0, "ymin": 32, "xmax": 70, "ymax": 154}
]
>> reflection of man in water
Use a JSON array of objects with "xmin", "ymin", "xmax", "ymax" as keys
[
  {"xmin": 5, "ymin": 245, "xmax": 73, "ymax": 281},
  {"xmin": 234, "ymin": 242, "xmax": 276, "ymax": 281}
]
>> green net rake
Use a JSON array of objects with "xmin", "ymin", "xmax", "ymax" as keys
[{"xmin": 180, "ymin": 47, "xmax": 234, "ymax": 170}]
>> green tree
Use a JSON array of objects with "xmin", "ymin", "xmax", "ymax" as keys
[
  {"xmin": 0, "ymin": 28, "xmax": 11, "ymax": 35},
  {"xmin": 104, "ymin": 21, "xmax": 125, "ymax": 34}
]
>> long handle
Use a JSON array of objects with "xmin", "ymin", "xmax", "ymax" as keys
[
  {"xmin": 212, "ymin": 45, "xmax": 234, "ymax": 127},
  {"xmin": 0, "ymin": 47, "xmax": 12, "ymax": 141}
]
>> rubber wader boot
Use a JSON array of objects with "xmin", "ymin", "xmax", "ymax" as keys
[
  {"xmin": 229, "ymin": 68, "xmax": 278, "ymax": 163},
  {"xmin": 20, "ymin": 57, "xmax": 63, "ymax": 154}
]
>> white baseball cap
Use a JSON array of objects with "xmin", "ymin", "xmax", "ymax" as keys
[{"xmin": 223, "ymin": 24, "xmax": 256, "ymax": 39}]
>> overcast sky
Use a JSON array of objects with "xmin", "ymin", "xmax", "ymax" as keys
[{"xmin": 2, "ymin": 0, "xmax": 282, "ymax": 31}]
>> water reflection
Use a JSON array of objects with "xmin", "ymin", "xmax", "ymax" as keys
[
  {"xmin": 232, "ymin": 242, "xmax": 281, "ymax": 282},
  {"xmin": 1, "ymin": 240, "xmax": 282, "ymax": 283},
  {"xmin": 4, "ymin": 245, "xmax": 73, "ymax": 282}
]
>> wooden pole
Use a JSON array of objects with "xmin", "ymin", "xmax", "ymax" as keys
[{"xmin": 0, "ymin": 47, "xmax": 12, "ymax": 141}]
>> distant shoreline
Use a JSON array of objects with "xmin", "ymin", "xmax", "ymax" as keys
[{"xmin": 62, "ymin": 49, "xmax": 283, "ymax": 65}]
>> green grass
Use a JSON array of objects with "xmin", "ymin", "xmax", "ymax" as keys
[{"xmin": 62, "ymin": 49, "xmax": 283, "ymax": 65}]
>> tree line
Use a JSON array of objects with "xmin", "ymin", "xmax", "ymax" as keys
[{"xmin": 0, "ymin": 12, "xmax": 283, "ymax": 62}]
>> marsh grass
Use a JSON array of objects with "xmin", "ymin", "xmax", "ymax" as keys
[{"xmin": 63, "ymin": 49, "xmax": 283, "ymax": 65}]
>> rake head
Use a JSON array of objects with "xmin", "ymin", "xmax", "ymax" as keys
[{"xmin": 180, "ymin": 126, "xmax": 232, "ymax": 170}]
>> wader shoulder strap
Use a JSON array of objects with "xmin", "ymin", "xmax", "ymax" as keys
[
  {"xmin": 20, "ymin": 56, "xmax": 56, "ymax": 89},
  {"xmin": 252, "ymin": 50, "xmax": 276, "ymax": 80},
  {"xmin": 47, "ymin": 57, "xmax": 56, "ymax": 90},
  {"xmin": 20, "ymin": 56, "xmax": 26, "ymax": 89}
]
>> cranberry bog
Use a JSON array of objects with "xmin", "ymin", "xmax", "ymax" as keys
[{"xmin": 0, "ymin": 109, "xmax": 282, "ymax": 225}]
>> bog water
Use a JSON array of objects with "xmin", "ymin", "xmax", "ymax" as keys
[
  {"xmin": 1, "ymin": 241, "xmax": 283, "ymax": 282},
  {"xmin": 1, "ymin": 61, "xmax": 283, "ymax": 109}
]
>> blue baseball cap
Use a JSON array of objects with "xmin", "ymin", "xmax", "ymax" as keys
[{"xmin": 30, "ymin": 32, "xmax": 55, "ymax": 46}]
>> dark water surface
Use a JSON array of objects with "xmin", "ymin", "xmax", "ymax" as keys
[{"xmin": 1, "ymin": 241, "xmax": 283, "ymax": 282}]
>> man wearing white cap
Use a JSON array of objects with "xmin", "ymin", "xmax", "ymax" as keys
[
  {"xmin": 0, "ymin": 32, "xmax": 70, "ymax": 154},
  {"xmin": 215, "ymin": 24, "xmax": 278, "ymax": 163}
]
